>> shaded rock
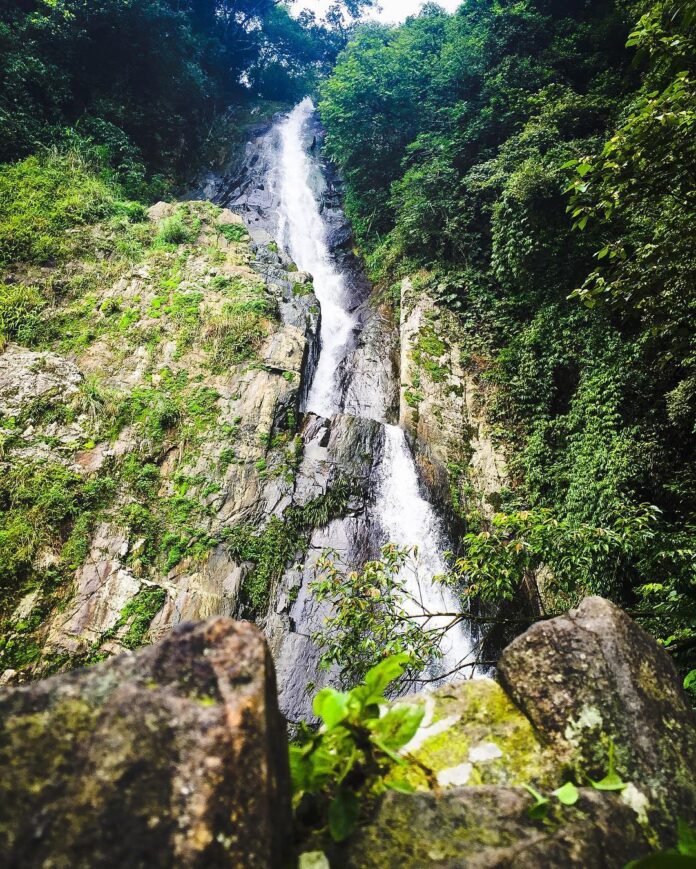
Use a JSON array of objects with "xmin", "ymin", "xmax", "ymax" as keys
[
  {"xmin": 498, "ymin": 596, "xmax": 696, "ymax": 836},
  {"xmin": 338, "ymin": 787, "xmax": 650, "ymax": 868},
  {"xmin": 0, "ymin": 618, "xmax": 290, "ymax": 868},
  {"xmin": 267, "ymin": 413, "xmax": 385, "ymax": 721},
  {"xmin": 341, "ymin": 303, "xmax": 399, "ymax": 424}
]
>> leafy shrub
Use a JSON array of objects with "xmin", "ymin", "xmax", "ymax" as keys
[
  {"xmin": 291, "ymin": 655, "xmax": 424, "ymax": 843},
  {"xmin": 0, "ymin": 153, "xmax": 118, "ymax": 266},
  {"xmin": 216, "ymin": 222, "xmax": 248, "ymax": 243},
  {"xmin": 311, "ymin": 545, "xmax": 444, "ymax": 685},
  {"xmin": 154, "ymin": 210, "xmax": 200, "ymax": 246}
]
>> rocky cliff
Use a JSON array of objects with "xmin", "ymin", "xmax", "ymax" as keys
[{"xmin": 0, "ymin": 197, "xmax": 333, "ymax": 681}]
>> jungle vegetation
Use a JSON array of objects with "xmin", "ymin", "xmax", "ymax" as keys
[{"xmin": 319, "ymin": 0, "xmax": 696, "ymax": 683}]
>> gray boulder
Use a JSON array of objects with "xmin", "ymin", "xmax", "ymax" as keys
[
  {"xmin": 498, "ymin": 596, "xmax": 696, "ymax": 836},
  {"xmin": 0, "ymin": 618, "xmax": 290, "ymax": 868}
]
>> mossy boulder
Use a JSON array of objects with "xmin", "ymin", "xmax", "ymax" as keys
[
  {"xmin": 0, "ymin": 618, "xmax": 290, "ymax": 868},
  {"xmin": 391, "ymin": 678, "xmax": 554, "ymax": 791},
  {"xmin": 323, "ymin": 598, "xmax": 696, "ymax": 867},
  {"xmin": 498, "ymin": 596, "xmax": 696, "ymax": 839},
  {"xmin": 339, "ymin": 787, "xmax": 649, "ymax": 868}
]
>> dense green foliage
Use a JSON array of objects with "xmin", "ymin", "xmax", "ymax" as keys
[
  {"xmin": 291, "ymin": 655, "xmax": 425, "ymax": 843},
  {"xmin": 320, "ymin": 0, "xmax": 696, "ymax": 671},
  {"xmin": 0, "ymin": 0, "xmax": 370, "ymax": 194}
]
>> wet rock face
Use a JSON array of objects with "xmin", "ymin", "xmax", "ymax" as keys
[
  {"xmin": 0, "ymin": 618, "xmax": 290, "ymax": 869},
  {"xmin": 498, "ymin": 596, "xmax": 696, "ymax": 833},
  {"xmin": 341, "ymin": 303, "xmax": 400, "ymax": 424},
  {"xmin": 266, "ymin": 413, "xmax": 386, "ymax": 722}
]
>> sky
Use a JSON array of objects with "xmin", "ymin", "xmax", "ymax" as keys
[{"xmin": 292, "ymin": 0, "xmax": 462, "ymax": 25}]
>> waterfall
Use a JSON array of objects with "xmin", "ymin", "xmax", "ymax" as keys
[
  {"xmin": 374, "ymin": 425, "xmax": 473, "ymax": 677},
  {"xmin": 268, "ymin": 99, "xmax": 472, "ymax": 694},
  {"xmin": 276, "ymin": 98, "xmax": 357, "ymax": 417}
]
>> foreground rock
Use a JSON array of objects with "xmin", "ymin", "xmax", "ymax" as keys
[
  {"xmin": 498, "ymin": 596, "xmax": 696, "ymax": 836},
  {"xmin": 342, "ymin": 787, "xmax": 648, "ymax": 868},
  {"xmin": 2, "ymin": 602, "xmax": 693, "ymax": 868},
  {"xmin": 0, "ymin": 619, "xmax": 290, "ymax": 868},
  {"xmin": 332, "ymin": 598, "xmax": 696, "ymax": 867}
]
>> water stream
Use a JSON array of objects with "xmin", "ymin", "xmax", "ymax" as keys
[
  {"xmin": 276, "ymin": 100, "xmax": 357, "ymax": 418},
  {"xmin": 272, "ymin": 99, "xmax": 472, "ymax": 683}
]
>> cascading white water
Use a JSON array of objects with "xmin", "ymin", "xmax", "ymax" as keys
[
  {"xmin": 272, "ymin": 98, "xmax": 472, "ymax": 684},
  {"xmin": 276, "ymin": 98, "xmax": 356, "ymax": 417},
  {"xmin": 375, "ymin": 425, "xmax": 472, "ymax": 676}
]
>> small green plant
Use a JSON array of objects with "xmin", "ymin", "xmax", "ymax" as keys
[
  {"xmin": 216, "ymin": 222, "xmax": 248, "ymax": 243},
  {"xmin": 0, "ymin": 283, "xmax": 47, "ymax": 347},
  {"xmin": 291, "ymin": 655, "xmax": 425, "ymax": 843},
  {"xmin": 626, "ymin": 820, "xmax": 696, "ymax": 868},
  {"xmin": 523, "ymin": 781, "xmax": 579, "ymax": 819},
  {"xmin": 311, "ymin": 545, "xmax": 445, "ymax": 685},
  {"xmin": 154, "ymin": 210, "xmax": 199, "ymax": 246},
  {"xmin": 523, "ymin": 742, "xmax": 625, "ymax": 821}
]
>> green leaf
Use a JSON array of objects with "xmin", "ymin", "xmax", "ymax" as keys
[
  {"xmin": 684, "ymin": 670, "xmax": 696, "ymax": 691},
  {"xmin": 678, "ymin": 820, "xmax": 696, "ymax": 857},
  {"xmin": 523, "ymin": 784, "xmax": 550, "ymax": 819},
  {"xmin": 590, "ymin": 742, "xmax": 628, "ymax": 792},
  {"xmin": 577, "ymin": 163, "xmax": 593, "ymax": 177},
  {"xmin": 299, "ymin": 852, "xmax": 331, "ymax": 869},
  {"xmin": 590, "ymin": 770, "xmax": 627, "ymax": 792},
  {"xmin": 370, "ymin": 704, "xmax": 425, "ymax": 751},
  {"xmin": 363, "ymin": 653, "xmax": 411, "ymax": 697},
  {"xmin": 552, "ymin": 781, "xmax": 579, "ymax": 805},
  {"xmin": 387, "ymin": 779, "xmax": 416, "ymax": 794},
  {"xmin": 313, "ymin": 688, "xmax": 350, "ymax": 730},
  {"xmin": 328, "ymin": 790, "xmax": 361, "ymax": 842}
]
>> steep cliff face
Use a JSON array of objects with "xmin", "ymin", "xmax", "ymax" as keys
[
  {"xmin": 0, "ymin": 198, "xmax": 328, "ymax": 680},
  {"xmin": 399, "ymin": 275, "xmax": 507, "ymax": 525}
]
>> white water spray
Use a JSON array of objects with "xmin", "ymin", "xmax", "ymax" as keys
[
  {"xmin": 276, "ymin": 98, "xmax": 356, "ymax": 417},
  {"xmin": 375, "ymin": 425, "xmax": 472, "ymax": 677}
]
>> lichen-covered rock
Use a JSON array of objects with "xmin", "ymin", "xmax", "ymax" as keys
[
  {"xmin": 395, "ymin": 679, "xmax": 554, "ymax": 791},
  {"xmin": 338, "ymin": 787, "xmax": 650, "ymax": 868},
  {"xmin": 0, "ymin": 346, "xmax": 83, "ymax": 419},
  {"xmin": 1, "ymin": 197, "xmax": 322, "ymax": 678},
  {"xmin": 498, "ymin": 596, "xmax": 696, "ymax": 837},
  {"xmin": 0, "ymin": 618, "xmax": 290, "ymax": 868}
]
